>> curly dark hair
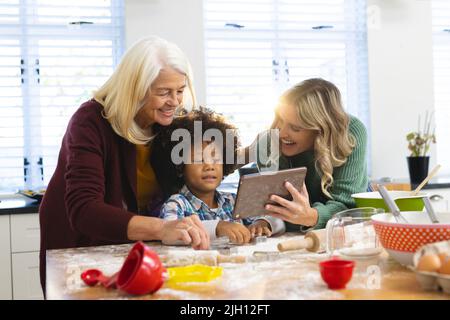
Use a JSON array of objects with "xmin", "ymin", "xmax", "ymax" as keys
[{"xmin": 151, "ymin": 107, "xmax": 241, "ymax": 196}]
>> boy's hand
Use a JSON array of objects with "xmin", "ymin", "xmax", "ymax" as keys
[
  {"xmin": 248, "ymin": 220, "xmax": 272, "ymax": 238},
  {"xmin": 216, "ymin": 221, "xmax": 251, "ymax": 244}
]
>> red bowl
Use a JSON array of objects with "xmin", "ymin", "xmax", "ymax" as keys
[
  {"xmin": 116, "ymin": 241, "xmax": 166, "ymax": 295},
  {"xmin": 319, "ymin": 259, "xmax": 355, "ymax": 290}
]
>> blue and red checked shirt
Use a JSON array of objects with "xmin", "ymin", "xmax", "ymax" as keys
[
  {"xmin": 160, "ymin": 185, "xmax": 285, "ymax": 239},
  {"xmin": 160, "ymin": 185, "xmax": 248, "ymax": 223}
]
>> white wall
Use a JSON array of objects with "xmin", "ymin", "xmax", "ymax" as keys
[
  {"xmin": 367, "ymin": 0, "xmax": 436, "ymax": 180},
  {"xmin": 125, "ymin": 0, "xmax": 437, "ymax": 180},
  {"xmin": 125, "ymin": 0, "xmax": 206, "ymax": 105}
]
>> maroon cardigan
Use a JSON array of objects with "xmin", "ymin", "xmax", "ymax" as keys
[{"xmin": 39, "ymin": 99, "xmax": 163, "ymax": 293}]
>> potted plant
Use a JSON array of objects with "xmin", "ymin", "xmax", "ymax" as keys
[{"xmin": 406, "ymin": 112, "xmax": 436, "ymax": 186}]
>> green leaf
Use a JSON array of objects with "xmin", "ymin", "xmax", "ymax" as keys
[{"xmin": 406, "ymin": 132, "xmax": 415, "ymax": 141}]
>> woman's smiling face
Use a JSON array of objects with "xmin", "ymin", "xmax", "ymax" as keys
[
  {"xmin": 134, "ymin": 67, "xmax": 186, "ymax": 129},
  {"xmin": 275, "ymin": 103, "xmax": 317, "ymax": 157}
]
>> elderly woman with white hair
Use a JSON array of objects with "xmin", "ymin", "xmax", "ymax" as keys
[{"xmin": 39, "ymin": 37, "xmax": 210, "ymax": 292}]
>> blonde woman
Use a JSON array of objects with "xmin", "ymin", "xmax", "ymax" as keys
[
  {"xmin": 39, "ymin": 36, "xmax": 210, "ymax": 293},
  {"xmin": 253, "ymin": 78, "xmax": 369, "ymax": 232}
]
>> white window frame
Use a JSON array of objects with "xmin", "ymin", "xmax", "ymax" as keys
[
  {"xmin": 0, "ymin": 0, "xmax": 124, "ymax": 192},
  {"xmin": 432, "ymin": 0, "xmax": 450, "ymax": 175},
  {"xmin": 203, "ymin": 0, "xmax": 370, "ymax": 172}
]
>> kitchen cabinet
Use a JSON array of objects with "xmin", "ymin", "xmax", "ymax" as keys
[
  {"xmin": 10, "ymin": 213, "xmax": 40, "ymax": 253},
  {"xmin": 0, "ymin": 215, "xmax": 12, "ymax": 299},
  {"xmin": 9, "ymin": 213, "xmax": 43, "ymax": 300},
  {"xmin": 0, "ymin": 210, "xmax": 43, "ymax": 300},
  {"xmin": 11, "ymin": 252, "xmax": 42, "ymax": 300}
]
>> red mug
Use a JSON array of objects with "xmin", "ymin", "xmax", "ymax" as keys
[
  {"xmin": 116, "ymin": 241, "xmax": 166, "ymax": 295},
  {"xmin": 319, "ymin": 258, "xmax": 355, "ymax": 290}
]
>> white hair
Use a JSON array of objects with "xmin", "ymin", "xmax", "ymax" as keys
[{"xmin": 93, "ymin": 36, "xmax": 196, "ymax": 144}]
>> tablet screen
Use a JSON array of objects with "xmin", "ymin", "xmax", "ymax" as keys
[{"xmin": 232, "ymin": 167, "xmax": 307, "ymax": 219}]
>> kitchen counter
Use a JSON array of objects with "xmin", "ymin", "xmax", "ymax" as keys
[
  {"xmin": 2, "ymin": 173, "xmax": 449, "ymax": 216},
  {"xmin": 0, "ymin": 194, "xmax": 40, "ymax": 215},
  {"xmin": 372, "ymin": 175, "xmax": 450, "ymax": 191},
  {"xmin": 46, "ymin": 234, "xmax": 450, "ymax": 300},
  {"xmin": 0, "ymin": 179, "xmax": 237, "ymax": 216},
  {"xmin": 422, "ymin": 176, "xmax": 450, "ymax": 189}
]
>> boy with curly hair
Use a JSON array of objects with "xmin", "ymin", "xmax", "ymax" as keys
[{"xmin": 153, "ymin": 107, "xmax": 285, "ymax": 244}]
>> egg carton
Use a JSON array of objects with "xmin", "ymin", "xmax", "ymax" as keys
[{"xmin": 409, "ymin": 240, "xmax": 450, "ymax": 294}]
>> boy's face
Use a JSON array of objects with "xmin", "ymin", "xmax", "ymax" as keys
[{"xmin": 183, "ymin": 142, "xmax": 223, "ymax": 195}]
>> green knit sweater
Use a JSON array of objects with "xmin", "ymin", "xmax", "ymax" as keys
[{"xmin": 258, "ymin": 115, "xmax": 369, "ymax": 231}]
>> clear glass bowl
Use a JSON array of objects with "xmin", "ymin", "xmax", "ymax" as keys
[{"xmin": 325, "ymin": 207, "xmax": 384, "ymax": 258}]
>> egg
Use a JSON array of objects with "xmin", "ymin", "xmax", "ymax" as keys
[
  {"xmin": 438, "ymin": 252, "xmax": 449, "ymax": 265},
  {"xmin": 438, "ymin": 253, "xmax": 450, "ymax": 275},
  {"xmin": 416, "ymin": 254, "xmax": 441, "ymax": 272}
]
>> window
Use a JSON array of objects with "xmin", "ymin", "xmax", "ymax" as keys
[
  {"xmin": 0, "ymin": 0, "xmax": 124, "ymax": 192},
  {"xmin": 432, "ymin": 0, "xmax": 450, "ymax": 174},
  {"xmin": 203, "ymin": 0, "xmax": 369, "ymax": 149}
]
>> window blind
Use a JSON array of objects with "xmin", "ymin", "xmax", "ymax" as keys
[
  {"xmin": 0, "ymin": 0, "xmax": 124, "ymax": 192},
  {"xmin": 204, "ymin": 0, "xmax": 369, "ymax": 148},
  {"xmin": 432, "ymin": 0, "xmax": 450, "ymax": 174}
]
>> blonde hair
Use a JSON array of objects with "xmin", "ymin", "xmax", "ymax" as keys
[
  {"xmin": 93, "ymin": 36, "xmax": 196, "ymax": 144},
  {"xmin": 277, "ymin": 78, "xmax": 355, "ymax": 198}
]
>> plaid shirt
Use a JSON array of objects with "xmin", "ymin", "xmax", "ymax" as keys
[{"xmin": 160, "ymin": 185, "xmax": 252, "ymax": 224}]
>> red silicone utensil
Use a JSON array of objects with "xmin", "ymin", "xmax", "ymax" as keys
[
  {"xmin": 80, "ymin": 241, "xmax": 166, "ymax": 295},
  {"xmin": 80, "ymin": 269, "xmax": 118, "ymax": 289},
  {"xmin": 116, "ymin": 242, "xmax": 166, "ymax": 295},
  {"xmin": 319, "ymin": 258, "xmax": 355, "ymax": 290}
]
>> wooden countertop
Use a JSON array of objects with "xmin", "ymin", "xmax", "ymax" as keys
[{"xmin": 46, "ymin": 234, "xmax": 450, "ymax": 300}]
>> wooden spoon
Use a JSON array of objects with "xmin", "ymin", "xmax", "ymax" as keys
[{"xmin": 411, "ymin": 164, "xmax": 441, "ymax": 196}]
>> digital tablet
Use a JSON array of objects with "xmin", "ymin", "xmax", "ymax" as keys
[{"xmin": 232, "ymin": 167, "xmax": 307, "ymax": 219}]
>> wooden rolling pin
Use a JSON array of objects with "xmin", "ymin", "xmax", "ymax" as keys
[
  {"xmin": 217, "ymin": 254, "xmax": 247, "ymax": 264},
  {"xmin": 277, "ymin": 229, "xmax": 326, "ymax": 252},
  {"xmin": 160, "ymin": 251, "xmax": 247, "ymax": 267}
]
